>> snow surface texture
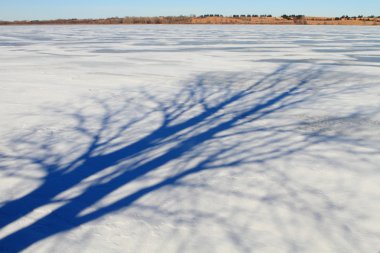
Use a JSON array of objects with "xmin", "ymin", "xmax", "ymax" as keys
[{"xmin": 0, "ymin": 25, "xmax": 380, "ymax": 253}]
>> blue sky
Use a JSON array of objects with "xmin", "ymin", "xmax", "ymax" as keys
[{"xmin": 0, "ymin": 0, "xmax": 379, "ymax": 21}]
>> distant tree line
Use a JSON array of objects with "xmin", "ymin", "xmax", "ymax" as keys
[
  {"xmin": 0, "ymin": 16, "xmax": 194, "ymax": 25},
  {"xmin": 281, "ymin": 14, "xmax": 305, "ymax": 20},
  {"xmin": 198, "ymin": 14, "xmax": 273, "ymax": 18},
  {"xmin": 1, "ymin": 15, "xmax": 379, "ymax": 25},
  {"xmin": 334, "ymin": 15, "xmax": 380, "ymax": 20},
  {"xmin": 280, "ymin": 15, "xmax": 307, "ymax": 24},
  {"xmin": 231, "ymin": 14, "xmax": 273, "ymax": 18},
  {"xmin": 199, "ymin": 14, "xmax": 224, "ymax": 18}
]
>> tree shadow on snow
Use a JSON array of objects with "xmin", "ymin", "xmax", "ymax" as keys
[{"xmin": 0, "ymin": 64, "xmax": 375, "ymax": 252}]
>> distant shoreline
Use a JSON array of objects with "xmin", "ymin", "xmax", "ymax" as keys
[{"xmin": 1, "ymin": 16, "xmax": 380, "ymax": 26}]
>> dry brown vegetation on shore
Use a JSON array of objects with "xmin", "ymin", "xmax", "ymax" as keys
[{"xmin": 1, "ymin": 15, "xmax": 380, "ymax": 25}]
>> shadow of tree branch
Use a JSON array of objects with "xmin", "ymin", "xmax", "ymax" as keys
[{"xmin": 0, "ymin": 63, "xmax": 373, "ymax": 252}]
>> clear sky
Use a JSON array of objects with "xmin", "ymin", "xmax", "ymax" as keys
[{"xmin": 0, "ymin": 0, "xmax": 379, "ymax": 21}]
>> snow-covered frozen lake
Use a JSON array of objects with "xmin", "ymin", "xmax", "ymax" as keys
[{"xmin": 0, "ymin": 25, "xmax": 380, "ymax": 253}]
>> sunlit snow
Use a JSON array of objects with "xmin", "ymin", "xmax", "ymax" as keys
[{"xmin": 0, "ymin": 25, "xmax": 380, "ymax": 253}]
